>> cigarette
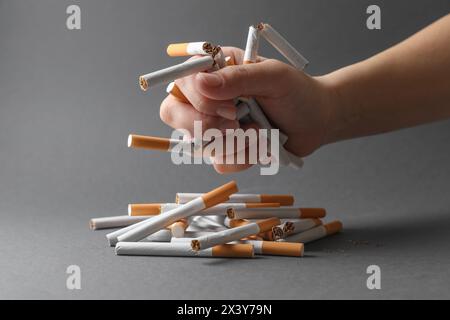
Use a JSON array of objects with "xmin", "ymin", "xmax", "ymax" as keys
[
  {"xmin": 236, "ymin": 101, "xmax": 251, "ymax": 120},
  {"xmin": 272, "ymin": 218, "xmax": 322, "ymax": 240},
  {"xmin": 139, "ymin": 55, "xmax": 215, "ymax": 91},
  {"xmin": 128, "ymin": 202, "xmax": 279, "ymax": 216},
  {"xmin": 258, "ymin": 23, "xmax": 309, "ymax": 70},
  {"xmin": 169, "ymin": 218, "xmax": 191, "ymax": 238},
  {"xmin": 243, "ymin": 25, "xmax": 260, "ymax": 64},
  {"xmin": 279, "ymin": 220, "xmax": 343, "ymax": 244},
  {"xmin": 191, "ymin": 217, "xmax": 280, "ymax": 251},
  {"xmin": 243, "ymin": 240, "xmax": 304, "ymax": 257},
  {"xmin": 127, "ymin": 134, "xmax": 201, "ymax": 153},
  {"xmin": 89, "ymin": 215, "xmax": 150, "ymax": 230},
  {"xmin": 115, "ymin": 242, "xmax": 254, "ymax": 258},
  {"xmin": 166, "ymin": 42, "xmax": 213, "ymax": 57},
  {"xmin": 228, "ymin": 207, "xmax": 326, "ymax": 220},
  {"xmin": 117, "ymin": 181, "xmax": 238, "ymax": 242},
  {"xmin": 166, "ymin": 82, "xmax": 189, "ymax": 103},
  {"xmin": 224, "ymin": 217, "xmax": 279, "ymax": 241},
  {"xmin": 106, "ymin": 217, "xmax": 152, "ymax": 246},
  {"xmin": 142, "ymin": 229, "xmax": 172, "ymax": 242},
  {"xmin": 176, "ymin": 193, "xmax": 294, "ymax": 206}
]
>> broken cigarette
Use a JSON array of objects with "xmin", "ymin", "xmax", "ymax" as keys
[
  {"xmin": 258, "ymin": 23, "xmax": 309, "ymax": 70},
  {"xmin": 166, "ymin": 42, "xmax": 213, "ymax": 57},
  {"xmin": 128, "ymin": 202, "xmax": 279, "ymax": 216},
  {"xmin": 228, "ymin": 207, "xmax": 326, "ymax": 220},
  {"xmin": 115, "ymin": 242, "xmax": 254, "ymax": 258},
  {"xmin": 243, "ymin": 240, "xmax": 304, "ymax": 257},
  {"xmin": 117, "ymin": 181, "xmax": 238, "ymax": 242},
  {"xmin": 127, "ymin": 134, "xmax": 201, "ymax": 153},
  {"xmin": 272, "ymin": 218, "xmax": 322, "ymax": 240},
  {"xmin": 243, "ymin": 25, "xmax": 260, "ymax": 64},
  {"xmin": 191, "ymin": 217, "xmax": 280, "ymax": 251},
  {"xmin": 139, "ymin": 55, "xmax": 215, "ymax": 91},
  {"xmin": 89, "ymin": 215, "xmax": 150, "ymax": 230},
  {"xmin": 279, "ymin": 220, "xmax": 343, "ymax": 244},
  {"xmin": 176, "ymin": 193, "xmax": 294, "ymax": 206}
]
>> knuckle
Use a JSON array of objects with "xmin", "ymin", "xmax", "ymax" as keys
[{"xmin": 159, "ymin": 103, "xmax": 173, "ymax": 125}]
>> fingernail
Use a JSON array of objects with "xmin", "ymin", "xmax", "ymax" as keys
[
  {"xmin": 217, "ymin": 107, "xmax": 237, "ymax": 120},
  {"xmin": 197, "ymin": 72, "xmax": 223, "ymax": 87}
]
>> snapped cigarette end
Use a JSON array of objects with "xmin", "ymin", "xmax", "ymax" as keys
[
  {"xmin": 128, "ymin": 134, "xmax": 170, "ymax": 151},
  {"xmin": 299, "ymin": 208, "xmax": 326, "ymax": 218},
  {"xmin": 324, "ymin": 220, "xmax": 343, "ymax": 235},
  {"xmin": 272, "ymin": 226, "xmax": 284, "ymax": 240},
  {"xmin": 260, "ymin": 194, "xmax": 294, "ymax": 206},
  {"xmin": 211, "ymin": 244, "xmax": 254, "ymax": 258},
  {"xmin": 139, "ymin": 76, "xmax": 148, "ymax": 91},
  {"xmin": 256, "ymin": 217, "xmax": 281, "ymax": 233},
  {"xmin": 201, "ymin": 181, "xmax": 239, "ymax": 208}
]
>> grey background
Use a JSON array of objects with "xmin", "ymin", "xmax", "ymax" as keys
[{"xmin": 1, "ymin": 0, "xmax": 450, "ymax": 299}]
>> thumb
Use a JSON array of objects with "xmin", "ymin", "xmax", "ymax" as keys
[{"xmin": 194, "ymin": 59, "xmax": 292, "ymax": 100}]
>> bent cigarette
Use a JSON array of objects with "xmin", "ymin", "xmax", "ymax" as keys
[
  {"xmin": 258, "ymin": 23, "xmax": 309, "ymax": 70},
  {"xmin": 139, "ymin": 55, "xmax": 215, "ymax": 91},
  {"xmin": 117, "ymin": 181, "xmax": 238, "ymax": 242},
  {"xmin": 279, "ymin": 220, "xmax": 343, "ymax": 244},
  {"xmin": 115, "ymin": 242, "xmax": 254, "ymax": 258},
  {"xmin": 166, "ymin": 82, "xmax": 189, "ymax": 103},
  {"xmin": 243, "ymin": 240, "xmax": 304, "ymax": 257},
  {"xmin": 272, "ymin": 218, "xmax": 322, "ymax": 240},
  {"xmin": 244, "ymin": 25, "xmax": 260, "ymax": 64},
  {"xmin": 128, "ymin": 202, "xmax": 279, "ymax": 216},
  {"xmin": 191, "ymin": 217, "xmax": 280, "ymax": 251},
  {"xmin": 176, "ymin": 193, "xmax": 294, "ymax": 206},
  {"xmin": 229, "ymin": 208, "xmax": 326, "ymax": 220},
  {"xmin": 128, "ymin": 134, "xmax": 201, "ymax": 153},
  {"xmin": 89, "ymin": 215, "xmax": 149, "ymax": 230},
  {"xmin": 166, "ymin": 42, "xmax": 213, "ymax": 57}
]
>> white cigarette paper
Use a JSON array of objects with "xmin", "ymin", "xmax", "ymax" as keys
[
  {"xmin": 244, "ymin": 25, "xmax": 260, "ymax": 64},
  {"xmin": 139, "ymin": 55, "xmax": 215, "ymax": 91},
  {"xmin": 279, "ymin": 220, "xmax": 342, "ymax": 243},
  {"xmin": 166, "ymin": 42, "xmax": 213, "ymax": 56},
  {"xmin": 176, "ymin": 193, "xmax": 294, "ymax": 206},
  {"xmin": 117, "ymin": 181, "xmax": 238, "ymax": 242},
  {"xmin": 273, "ymin": 218, "xmax": 322, "ymax": 240},
  {"xmin": 115, "ymin": 242, "xmax": 254, "ymax": 258},
  {"xmin": 89, "ymin": 215, "xmax": 149, "ymax": 230},
  {"xmin": 259, "ymin": 23, "xmax": 309, "ymax": 70},
  {"xmin": 191, "ymin": 217, "xmax": 280, "ymax": 251},
  {"xmin": 141, "ymin": 229, "xmax": 172, "ymax": 242}
]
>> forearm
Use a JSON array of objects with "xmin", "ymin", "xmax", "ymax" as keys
[{"xmin": 323, "ymin": 14, "xmax": 450, "ymax": 144}]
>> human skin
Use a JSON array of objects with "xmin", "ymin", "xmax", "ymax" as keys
[{"xmin": 159, "ymin": 14, "xmax": 450, "ymax": 173}]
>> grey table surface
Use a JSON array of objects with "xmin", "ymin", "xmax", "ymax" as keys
[{"xmin": 1, "ymin": 0, "xmax": 450, "ymax": 299}]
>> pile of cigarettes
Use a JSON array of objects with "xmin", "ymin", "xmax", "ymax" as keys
[
  {"xmin": 89, "ymin": 24, "xmax": 342, "ymax": 258},
  {"xmin": 129, "ymin": 23, "xmax": 310, "ymax": 169},
  {"xmin": 90, "ymin": 181, "xmax": 343, "ymax": 258}
]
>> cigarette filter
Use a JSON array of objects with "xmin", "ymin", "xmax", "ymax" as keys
[
  {"xmin": 176, "ymin": 193, "xmax": 294, "ymax": 206},
  {"xmin": 243, "ymin": 25, "xmax": 260, "ymax": 64},
  {"xmin": 244, "ymin": 240, "xmax": 304, "ymax": 257},
  {"xmin": 139, "ymin": 55, "xmax": 215, "ymax": 91},
  {"xmin": 279, "ymin": 220, "xmax": 343, "ymax": 244},
  {"xmin": 229, "ymin": 207, "xmax": 326, "ymax": 220},
  {"xmin": 117, "ymin": 181, "xmax": 238, "ymax": 242},
  {"xmin": 128, "ymin": 202, "xmax": 279, "ymax": 216},
  {"xmin": 166, "ymin": 82, "xmax": 189, "ymax": 103},
  {"xmin": 258, "ymin": 23, "xmax": 309, "ymax": 70},
  {"xmin": 166, "ymin": 42, "xmax": 213, "ymax": 57},
  {"xmin": 115, "ymin": 242, "xmax": 254, "ymax": 258},
  {"xmin": 89, "ymin": 215, "xmax": 149, "ymax": 230},
  {"xmin": 191, "ymin": 217, "xmax": 280, "ymax": 251},
  {"xmin": 169, "ymin": 218, "xmax": 191, "ymax": 238},
  {"xmin": 272, "ymin": 218, "xmax": 322, "ymax": 240},
  {"xmin": 128, "ymin": 134, "xmax": 202, "ymax": 153}
]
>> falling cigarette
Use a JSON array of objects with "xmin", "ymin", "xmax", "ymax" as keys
[
  {"xmin": 191, "ymin": 217, "xmax": 280, "ymax": 251},
  {"xmin": 128, "ymin": 202, "xmax": 279, "ymax": 216},
  {"xmin": 244, "ymin": 25, "xmax": 260, "ymax": 64},
  {"xmin": 176, "ymin": 193, "xmax": 294, "ymax": 206},
  {"xmin": 89, "ymin": 215, "xmax": 150, "ymax": 230},
  {"xmin": 272, "ymin": 218, "xmax": 322, "ymax": 240},
  {"xmin": 117, "ymin": 181, "xmax": 238, "ymax": 242},
  {"xmin": 127, "ymin": 134, "xmax": 201, "ymax": 153},
  {"xmin": 115, "ymin": 242, "xmax": 254, "ymax": 258},
  {"xmin": 139, "ymin": 55, "xmax": 215, "ymax": 91},
  {"xmin": 279, "ymin": 220, "xmax": 343, "ymax": 244},
  {"xmin": 166, "ymin": 82, "xmax": 189, "ymax": 103},
  {"xmin": 243, "ymin": 240, "xmax": 304, "ymax": 257},
  {"xmin": 258, "ymin": 23, "xmax": 309, "ymax": 70},
  {"xmin": 228, "ymin": 207, "xmax": 326, "ymax": 220},
  {"xmin": 166, "ymin": 42, "xmax": 213, "ymax": 57}
]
